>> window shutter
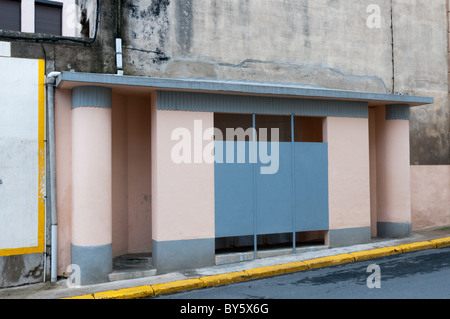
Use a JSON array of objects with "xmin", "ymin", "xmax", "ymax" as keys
[
  {"xmin": 0, "ymin": 0, "xmax": 21, "ymax": 32},
  {"xmin": 35, "ymin": 1, "xmax": 62, "ymax": 36}
]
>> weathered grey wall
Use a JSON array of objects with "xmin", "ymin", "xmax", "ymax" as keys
[
  {"xmin": 2, "ymin": 0, "xmax": 117, "ymax": 75},
  {"xmin": 393, "ymin": 0, "xmax": 449, "ymax": 165},
  {"xmin": 0, "ymin": 254, "xmax": 44, "ymax": 288},
  {"xmin": 3, "ymin": 0, "xmax": 445, "ymax": 164},
  {"xmin": 120, "ymin": 0, "xmax": 448, "ymax": 164},
  {"xmin": 122, "ymin": 0, "xmax": 393, "ymax": 93}
]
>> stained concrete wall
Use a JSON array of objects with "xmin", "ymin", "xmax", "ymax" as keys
[
  {"xmin": 119, "ymin": 0, "xmax": 448, "ymax": 165},
  {"xmin": 122, "ymin": 0, "xmax": 393, "ymax": 93},
  {"xmin": 393, "ymin": 0, "xmax": 449, "ymax": 165},
  {"xmin": 1, "ymin": 0, "xmax": 118, "ymax": 75},
  {"xmin": 3, "ymin": 0, "xmax": 446, "ymax": 162}
]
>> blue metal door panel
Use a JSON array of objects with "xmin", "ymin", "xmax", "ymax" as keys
[
  {"xmin": 256, "ymin": 142, "xmax": 293, "ymax": 235},
  {"xmin": 214, "ymin": 141, "xmax": 254, "ymax": 238},
  {"xmin": 294, "ymin": 143, "xmax": 329, "ymax": 232},
  {"xmin": 214, "ymin": 141, "xmax": 329, "ymax": 239}
]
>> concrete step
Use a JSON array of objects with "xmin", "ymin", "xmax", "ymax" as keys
[
  {"xmin": 109, "ymin": 253, "xmax": 156, "ymax": 282},
  {"xmin": 215, "ymin": 245, "xmax": 329, "ymax": 265}
]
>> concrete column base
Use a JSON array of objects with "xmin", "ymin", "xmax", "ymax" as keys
[
  {"xmin": 327, "ymin": 227, "xmax": 372, "ymax": 248},
  {"xmin": 71, "ymin": 243, "xmax": 112, "ymax": 285},
  {"xmin": 152, "ymin": 238, "xmax": 215, "ymax": 274},
  {"xmin": 377, "ymin": 222, "xmax": 412, "ymax": 238}
]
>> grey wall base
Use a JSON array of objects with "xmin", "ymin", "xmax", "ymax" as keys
[
  {"xmin": 152, "ymin": 238, "xmax": 215, "ymax": 274},
  {"xmin": 377, "ymin": 222, "xmax": 412, "ymax": 238},
  {"xmin": 0, "ymin": 253, "xmax": 44, "ymax": 288},
  {"xmin": 328, "ymin": 227, "xmax": 372, "ymax": 248},
  {"xmin": 71, "ymin": 243, "xmax": 112, "ymax": 285}
]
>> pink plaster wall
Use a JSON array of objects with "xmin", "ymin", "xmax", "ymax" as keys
[
  {"xmin": 112, "ymin": 93, "xmax": 152, "ymax": 257},
  {"xmin": 56, "ymin": 89, "xmax": 153, "ymax": 274},
  {"xmin": 112, "ymin": 94, "xmax": 128, "ymax": 256},
  {"xmin": 55, "ymin": 89, "xmax": 72, "ymax": 275},
  {"xmin": 411, "ymin": 165, "xmax": 450, "ymax": 230},
  {"xmin": 127, "ymin": 97, "xmax": 152, "ymax": 253},
  {"xmin": 375, "ymin": 107, "xmax": 411, "ymax": 224},
  {"xmin": 369, "ymin": 108, "xmax": 378, "ymax": 236},
  {"xmin": 151, "ymin": 106, "xmax": 215, "ymax": 242},
  {"xmin": 325, "ymin": 117, "xmax": 371, "ymax": 230}
]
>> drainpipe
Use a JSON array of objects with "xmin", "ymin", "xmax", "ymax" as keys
[
  {"xmin": 46, "ymin": 71, "xmax": 61, "ymax": 282},
  {"xmin": 116, "ymin": 0, "xmax": 123, "ymax": 75},
  {"xmin": 116, "ymin": 38, "xmax": 123, "ymax": 75}
]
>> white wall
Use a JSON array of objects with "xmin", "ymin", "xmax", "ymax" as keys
[{"xmin": 0, "ymin": 55, "xmax": 45, "ymax": 253}]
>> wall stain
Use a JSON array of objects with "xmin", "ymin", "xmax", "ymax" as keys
[
  {"xmin": 176, "ymin": 0, "xmax": 194, "ymax": 55},
  {"xmin": 3, "ymin": 255, "xmax": 25, "ymax": 285}
]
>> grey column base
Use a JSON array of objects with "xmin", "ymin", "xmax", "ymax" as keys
[
  {"xmin": 71, "ymin": 243, "xmax": 112, "ymax": 285},
  {"xmin": 152, "ymin": 238, "xmax": 215, "ymax": 274},
  {"xmin": 377, "ymin": 222, "xmax": 412, "ymax": 238},
  {"xmin": 328, "ymin": 227, "xmax": 372, "ymax": 248}
]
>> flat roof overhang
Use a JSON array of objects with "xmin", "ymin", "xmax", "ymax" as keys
[{"xmin": 55, "ymin": 72, "xmax": 434, "ymax": 107}]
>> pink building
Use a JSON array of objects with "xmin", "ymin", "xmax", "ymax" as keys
[
  {"xmin": 0, "ymin": 0, "xmax": 448, "ymax": 288},
  {"xmin": 53, "ymin": 72, "xmax": 432, "ymax": 284}
]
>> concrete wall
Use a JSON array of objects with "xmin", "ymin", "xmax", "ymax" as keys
[
  {"xmin": 1, "ymin": 0, "xmax": 117, "ymax": 75},
  {"xmin": 123, "ymin": 0, "xmax": 392, "ymax": 93},
  {"xmin": 120, "ymin": 0, "xmax": 448, "ymax": 164},
  {"xmin": 395, "ymin": 0, "xmax": 449, "ymax": 165}
]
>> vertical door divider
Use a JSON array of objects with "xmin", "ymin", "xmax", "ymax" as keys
[
  {"xmin": 291, "ymin": 114, "xmax": 296, "ymax": 254},
  {"xmin": 252, "ymin": 113, "xmax": 257, "ymax": 260}
]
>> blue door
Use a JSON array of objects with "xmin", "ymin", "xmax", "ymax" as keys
[{"xmin": 214, "ymin": 114, "xmax": 329, "ymax": 243}]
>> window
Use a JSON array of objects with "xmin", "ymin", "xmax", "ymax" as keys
[
  {"xmin": 255, "ymin": 114, "xmax": 291, "ymax": 142},
  {"xmin": 214, "ymin": 113, "xmax": 253, "ymax": 141},
  {"xmin": 0, "ymin": 0, "xmax": 21, "ymax": 32},
  {"xmin": 294, "ymin": 116, "xmax": 324, "ymax": 143},
  {"xmin": 35, "ymin": 1, "xmax": 62, "ymax": 36}
]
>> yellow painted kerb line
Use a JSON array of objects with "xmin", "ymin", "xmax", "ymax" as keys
[{"xmin": 0, "ymin": 59, "xmax": 46, "ymax": 257}]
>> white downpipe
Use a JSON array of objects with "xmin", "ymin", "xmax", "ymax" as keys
[
  {"xmin": 46, "ymin": 71, "xmax": 60, "ymax": 282},
  {"xmin": 116, "ymin": 38, "xmax": 123, "ymax": 75}
]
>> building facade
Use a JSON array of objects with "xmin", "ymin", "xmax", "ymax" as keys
[{"xmin": 0, "ymin": 0, "xmax": 448, "ymax": 287}]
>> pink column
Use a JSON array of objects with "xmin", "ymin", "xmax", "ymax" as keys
[
  {"xmin": 151, "ymin": 95, "xmax": 215, "ymax": 273},
  {"xmin": 324, "ymin": 116, "xmax": 371, "ymax": 247},
  {"xmin": 71, "ymin": 86, "xmax": 112, "ymax": 284}
]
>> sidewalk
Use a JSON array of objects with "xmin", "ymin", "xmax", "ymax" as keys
[{"xmin": 1, "ymin": 226, "xmax": 449, "ymax": 299}]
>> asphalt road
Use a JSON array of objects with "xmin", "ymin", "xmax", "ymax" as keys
[{"xmin": 154, "ymin": 247, "xmax": 450, "ymax": 300}]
